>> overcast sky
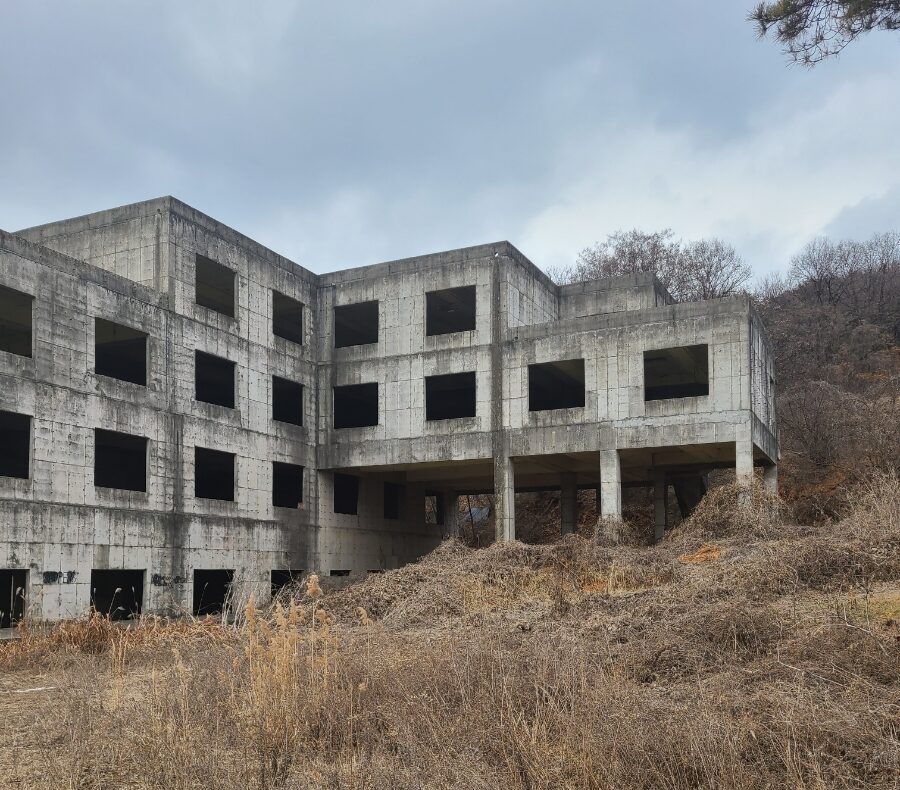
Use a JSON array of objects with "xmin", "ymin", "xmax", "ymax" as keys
[{"xmin": 2, "ymin": 2, "xmax": 898, "ymax": 279}]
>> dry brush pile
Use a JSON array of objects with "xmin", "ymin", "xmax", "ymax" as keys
[{"xmin": 2, "ymin": 473, "xmax": 898, "ymax": 789}]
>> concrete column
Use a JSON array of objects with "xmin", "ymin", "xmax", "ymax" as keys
[
  {"xmin": 442, "ymin": 490, "xmax": 458, "ymax": 536},
  {"xmin": 763, "ymin": 465, "xmax": 778, "ymax": 494},
  {"xmin": 653, "ymin": 474, "xmax": 668, "ymax": 544},
  {"xmin": 736, "ymin": 439, "xmax": 754, "ymax": 487},
  {"xmin": 560, "ymin": 473, "xmax": 578, "ymax": 535},
  {"xmin": 494, "ymin": 455, "xmax": 515, "ymax": 542},
  {"xmin": 598, "ymin": 450, "xmax": 622, "ymax": 542}
]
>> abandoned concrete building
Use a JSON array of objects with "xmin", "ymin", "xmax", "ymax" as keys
[{"xmin": 0, "ymin": 197, "xmax": 778, "ymax": 623}]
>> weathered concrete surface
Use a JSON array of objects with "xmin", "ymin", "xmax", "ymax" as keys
[{"xmin": 0, "ymin": 197, "xmax": 778, "ymax": 621}]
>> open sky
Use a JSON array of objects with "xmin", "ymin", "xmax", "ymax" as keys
[{"xmin": 2, "ymin": 1, "xmax": 898, "ymax": 278}]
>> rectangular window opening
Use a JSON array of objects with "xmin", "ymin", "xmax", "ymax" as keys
[
  {"xmin": 193, "ymin": 569, "xmax": 234, "ymax": 616},
  {"xmin": 0, "ymin": 569, "xmax": 27, "ymax": 628},
  {"xmin": 334, "ymin": 473, "xmax": 359, "ymax": 515},
  {"xmin": 383, "ymin": 482, "xmax": 403, "ymax": 520},
  {"xmin": 425, "ymin": 371, "xmax": 476, "ymax": 420},
  {"xmin": 333, "ymin": 383, "xmax": 378, "ymax": 429},
  {"xmin": 90, "ymin": 569, "xmax": 144, "ymax": 621},
  {"xmin": 0, "ymin": 284, "xmax": 34, "ymax": 358},
  {"xmin": 195, "ymin": 447, "xmax": 235, "ymax": 501},
  {"xmin": 0, "ymin": 411, "xmax": 31, "ymax": 479},
  {"xmin": 272, "ymin": 376, "xmax": 303, "ymax": 426},
  {"xmin": 528, "ymin": 359, "xmax": 586, "ymax": 412},
  {"xmin": 425, "ymin": 491, "xmax": 445, "ymax": 525},
  {"xmin": 334, "ymin": 301, "xmax": 379, "ymax": 348},
  {"xmin": 272, "ymin": 291, "xmax": 304, "ymax": 344},
  {"xmin": 329, "ymin": 569, "xmax": 351, "ymax": 577},
  {"xmin": 644, "ymin": 344, "xmax": 709, "ymax": 401},
  {"xmin": 273, "ymin": 461, "xmax": 304, "ymax": 509},
  {"xmin": 94, "ymin": 429, "xmax": 147, "ymax": 492},
  {"xmin": 95, "ymin": 318, "xmax": 147, "ymax": 385},
  {"xmin": 270, "ymin": 569, "xmax": 304, "ymax": 597},
  {"xmin": 195, "ymin": 254, "xmax": 235, "ymax": 317},
  {"xmin": 426, "ymin": 285, "xmax": 476, "ymax": 336},
  {"xmin": 195, "ymin": 351, "xmax": 236, "ymax": 409}
]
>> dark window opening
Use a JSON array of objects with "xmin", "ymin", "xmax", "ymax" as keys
[
  {"xmin": 270, "ymin": 569, "xmax": 304, "ymax": 597},
  {"xmin": 195, "ymin": 351, "xmax": 236, "ymax": 409},
  {"xmin": 333, "ymin": 383, "xmax": 378, "ymax": 429},
  {"xmin": 272, "ymin": 376, "xmax": 303, "ymax": 426},
  {"xmin": 195, "ymin": 254, "xmax": 235, "ymax": 317},
  {"xmin": 426, "ymin": 285, "xmax": 476, "ymax": 336},
  {"xmin": 334, "ymin": 473, "xmax": 360, "ymax": 515},
  {"xmin": 94, "ymin": 429, "xmax": 147, "ymax": 492},
  {"xmin": 383, "ymin": 482, "xmax": 403, "ymax": 520},
  {"xmin": 425, "ymin": 491, "xmax": 445, "ymax": 525},
  {"xmin": 90, "ymin": 569, "xmax": 143, "ymax": 621},
  {"xmin": 273, "ymin": 461, "xmax": 304, "ymax": 509},
  {"xmin": 644, "ymin": 344, "xmax": 709, "ymax": 401},
  {"xmin": 528, "ymin": 359, "xmax": 586, "ymax": 411},
  {"xmin": 193, "ymin": 569, "xmax": 234, "ymax": 616},
  {"xmin": 0, "ymin": 569, "xmax": 27, "ymax": 628},
  {"xmin": 334, "ymin": 301, "xmax": 379, "ymax": 348},
  {"xmin": 195, "ymin": 447, "xmax": 235, "ymax": 501},
  {"xmin": 272, "ymin": 291, "xmax": 304, "ymax": 344},
  {"xmin": 330, "ymin": 570, "xmax": 350, "ymax": 577},
  {"xmin": 425, "ymin": 371, "xmax": 476, "ymax": 420},
  {"xmin": 0, "ymin": 285, "xmax": 33, "ymax": 358},
  {"xmin": 0, "ymin": 411, "xmax": 30, "ymax": 479},
  {"xmin": 95, "ymin": 318, "xmax": 147, "ymax": 386}
]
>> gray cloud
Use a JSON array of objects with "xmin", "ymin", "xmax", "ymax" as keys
[{"xmin": 2, "ymin": 1, "xmax": 898, "ymax": 278}]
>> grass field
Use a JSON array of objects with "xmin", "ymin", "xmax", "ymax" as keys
[{"xmin": 1, "ymin": 474, "xmax": 897, "ymax": 789}]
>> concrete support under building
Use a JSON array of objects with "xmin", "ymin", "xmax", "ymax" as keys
[
  {"xmin": 560, "ymin": 473, "xmax": 577, "ymax": 535},
  {"xmin": 653, "ymin": 474, "xmax": 668, "ymax": 543},
  {"xmin": 763, "ymin": 464, "xmax": 778, "ymax": 494},
  {"xmin": 495, "ymin": 456, "xmax": 515, "ymax": 542},
  {"xmin": 598, "ymin": 449, "xmax": 622, "ymax": 541},
  {"xmin": 736, "ymin": 438, "xmax": 754, "ymax": 487},
  {"xmin": 443, "ymin": 490, "xmax": 459, "ymax": 536}
]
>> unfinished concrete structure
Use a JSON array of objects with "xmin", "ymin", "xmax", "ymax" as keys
[{"xmin": 0, "ymin": 197, "xmax": 778, "ymax": 622}]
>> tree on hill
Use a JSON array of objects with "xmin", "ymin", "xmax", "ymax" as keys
[
  {"xmin": 751, "ymin": 0, "xmax": 900, "ymax": 64},
  {"xmin": 559, "ymin": 229, "xmax": 751, "ymax": 302},
  {"xmin": 754, "ymin": 231, "xmax": 900, "ymax": 517}
]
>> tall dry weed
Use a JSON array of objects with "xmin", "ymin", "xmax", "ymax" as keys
[{"xmin": 10, "ymin": 481, "xmax": 899, "ymax": 789}]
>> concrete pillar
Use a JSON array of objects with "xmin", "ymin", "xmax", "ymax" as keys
[
  {"xmin": 494, "ymin": 455, "xmax": 515, "ymax": 542},
  {"xmin": 653, "ymin": 474, "xmax": 668, "ymax": 543},
  {"xmin": 736, "ymin": 439, "xmax": 754, "ymax": 487},
  {"xmin": 763, "ymin": 465, "xmax": 778, "ymax": 494},
  {"xmin": 598, "ymin": 449, "xmax": 622, "ymax": 542},
  {"xmin": 442, "ymin": 490, "xmax": 458, "ymax": 536},
  {"xmin": 560, "ymin": 473, "xmax": 578, "ymax": 535}
]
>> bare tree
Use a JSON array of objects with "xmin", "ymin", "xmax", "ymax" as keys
[
  {"xmin": 750, "ymin": 0, "xmax": 900, "ymax": 65},
  {"xmin": 563, "ymin": 229, "xmax": 751, "ymax": 302},
  {"xmin": 674, "ymin": 239, "xmax": 752, "ymax": 302},
  {"xmin": 785, "ymin": 233, "xmax": 900, "ymax": 334}
]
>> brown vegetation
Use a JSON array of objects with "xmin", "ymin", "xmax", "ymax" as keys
[
  {"xmin": 1, "ymin": 472, "xmax": 897, "ymax": 789},
  {"xmin": 755, "ymin": 232, "xmax": 900, "ymax": 521}
]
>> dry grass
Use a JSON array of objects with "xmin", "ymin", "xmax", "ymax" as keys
[{"xmin": 1, "ymin": 473, "xmax": 898, "ymax": 789}]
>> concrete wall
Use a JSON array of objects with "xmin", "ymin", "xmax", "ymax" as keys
[{"xmin": 0, "ymin": 221, "xmax": 317, "ymax": 620}]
